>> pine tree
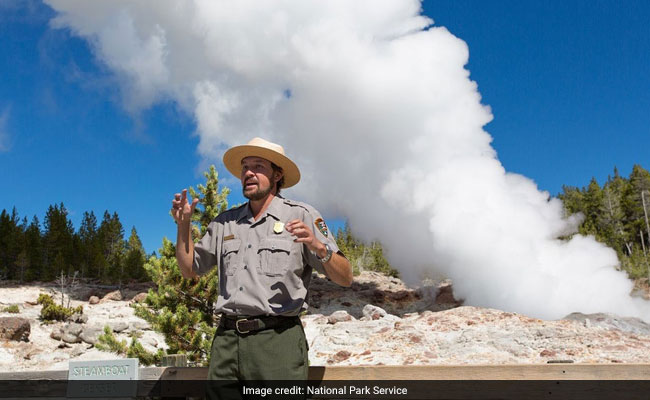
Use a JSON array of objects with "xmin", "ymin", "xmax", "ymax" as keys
[
  {"xmin": 626, "ymin": 165, "xmax": 650, "ymax": 242},
  {"xmin": 189, "ymin": 165, "xmax": 230, "ymax": 239},
  {"xmin": 558, "ymin": 185, "xmax": 584, "ymax": 218},
  {"xmin": 599, "ymin": 178, "xmax": 627, "ymax": 253},
  {"xmin": 0, "ymin": 208, "xmax": 22, "ymax": 279},
  {"xmin": 99, "ymin": 211, "xmax": 126, "ymax": 283},
  {"xmin": 133, "ymin": 165, "xmax": 226, "ymax": 366},
  {"xmin": 79, "ymin": 211, "xmax": 99, "ymax": 279},
  {"xmin": 124, "ymin": 226, "xmax": 146, "ymax": 281},
  {"xmin": 43, "ymin": 203, "xmax": 75, "ymax": 280},
  {"xmin": 600, "ymin": 170, "xmax": 631, "ymax": 255},
  {"xmin": 335, "ymin": 223, "xmax": 363, "ymax": 275},
  {"xmin": 335, "ymin": 222, "xmax": 398, "ymax": 277},
  {"xmin": 581, "ymin": 178, "xmax": 604, "ymax": 238},
  {"xmin": 24, "ymin": 216, "xmax": 43, "ymax": 282}
]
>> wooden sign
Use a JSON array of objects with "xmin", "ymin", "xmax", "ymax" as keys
[{"xmin": 67, "ymin": 358, "xmax": 139, "ymax": 398}]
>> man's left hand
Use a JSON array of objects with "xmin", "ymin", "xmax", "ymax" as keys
[{"xmin": 285, "ymin": 219, "xmax": 325, "ymax": 256}]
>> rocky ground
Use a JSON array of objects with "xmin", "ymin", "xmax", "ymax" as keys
[
  {"xmin": 0, "ymin": 282, "xmax": 165, "ymax": 372},
  {"xmin": 1, "ymin": 272, "xmax": 650, "ymax": 373}
]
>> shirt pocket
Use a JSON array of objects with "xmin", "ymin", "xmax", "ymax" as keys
[
  {"xmin": 257, "ymin": 238, "xmax": 296, "ymax": 277},
  {"xmin": 221, "ymin": 239, "xmax": 241, "ymax": 276}
]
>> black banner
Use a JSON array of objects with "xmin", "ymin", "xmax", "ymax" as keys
[{"xmin": 0, "ymin": 380, "xmax": 649, "ymax": 399}]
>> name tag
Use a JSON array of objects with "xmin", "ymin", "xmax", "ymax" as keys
[{"xmin": 224, "ymin": 234, "xmax": 235, "ymax": 241}]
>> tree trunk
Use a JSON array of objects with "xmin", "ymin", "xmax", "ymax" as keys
[{"xmin": 642, "ymin": 191, "xmax": 650, "ymax": 247}]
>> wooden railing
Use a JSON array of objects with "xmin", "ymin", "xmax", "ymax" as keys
[{"xmin": 1, "ymin": 363, "xmax": 650, "ymax": 380}]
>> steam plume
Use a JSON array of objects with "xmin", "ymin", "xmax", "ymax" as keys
[{"xmin": 46, "ymin": 0, "xmax": 649, "ymax": 321}]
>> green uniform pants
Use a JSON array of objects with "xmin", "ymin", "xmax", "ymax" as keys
[{"xmin": 206, "ymin": 317, "xmax": 308, "ymax": 399}]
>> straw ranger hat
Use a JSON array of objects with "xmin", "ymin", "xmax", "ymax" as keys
[{"xmin": 223, "ymin": 137, "xmax": 301, "ymax": 188}]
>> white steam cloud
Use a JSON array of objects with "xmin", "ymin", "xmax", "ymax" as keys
[{"xmin": 46, "ymin": 0, "xmax": 649, "ymax": 321}]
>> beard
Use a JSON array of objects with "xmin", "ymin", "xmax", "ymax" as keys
[{"xmin": 243, "ymin": 183, "xmax": 273, "ymax": 201}]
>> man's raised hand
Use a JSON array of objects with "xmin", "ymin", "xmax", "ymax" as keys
[{"xmin": 171, "ymin": 189, "xmax": 199, "ymax": 225}]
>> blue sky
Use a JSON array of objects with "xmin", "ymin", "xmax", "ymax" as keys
[{"xmin": 1, "ymin": 0, "xmax": 649, "ymax": 254}]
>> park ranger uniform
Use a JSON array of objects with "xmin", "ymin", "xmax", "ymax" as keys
[{"xmin": 193, "ymin": 194, "xmax": 341, "ymax": 382}]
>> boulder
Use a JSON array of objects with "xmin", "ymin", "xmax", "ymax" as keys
[
  {"xmin": 62, "ymin": 333, "xmax": 81, "ymax": 344},
  {"xmin": 79, "ymin": 327, "xmax": 103, "ymax": 345},
  {"xmin": 327, "ymin": 310, "xmax": 353, "ymax": 324},
  {"xmin": 69, "ymin": 311, "xmax": 88, "ymax": 324},
  {"xmin": 129, "ymin": 320, "xmax": 151, "ymax": 331},
  {"xmin": 51, "ymin": 323, "xmax": 84, "ymax": 343},
  {"xmin": 110, "ymin": 321, "xmax": 128, "ymax": 333},
  {"xmin": 362, "ymin": 304, "xmax": 387, "ymax": 320},
  {"xmin": 0, "ymin": 317, "xmax": 30, "ymax": 342},
  {"xmin": 131, "ymin": 293, "xmax": 148, "ymax": 303},
  {"xmin": 50, "ymin": 328, "xmax": 63, "ymax": 340},
  {"xmin": 329, "ymin": 350, "xmax": 351, "ymax": 363},
  {"xmin": 88, "ymin": 296, "xmax": 100, "ymax": 305},
  {"xmin": 64, "ymin": 323, "xmax": 83, "ymax": 336},
  {"xmin": 435, "ymin": 283, "xmax": 461, "ymax": 305},
  {"xmin": 99, "ymin": 290, "xmax": 122, "ymax": 303},
  {"xmin": 563, "ymin": 312, "xmax": 650, "ymax": 336}
]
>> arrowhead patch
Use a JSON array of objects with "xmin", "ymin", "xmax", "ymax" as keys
[{"xmin": 314, "ymin": 218, "xmax": 329, "ymax": 237}]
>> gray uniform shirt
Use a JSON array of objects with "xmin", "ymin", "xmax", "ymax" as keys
[{"xmin": 193, "ymin": 195, "xmax": 342, "ymax": 317}]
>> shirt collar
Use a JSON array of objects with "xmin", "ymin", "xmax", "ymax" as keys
[
  {"xmin": 236, "ymin": 203, "xmax": 253, "ymax": 223},
  {"xmin": 265, "ymin": 195, "xmax": 284, "ymax": 221}
]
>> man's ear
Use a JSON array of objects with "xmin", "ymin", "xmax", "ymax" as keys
[{"xmin": 274, "ymin": 170, "xmax": 283, "ymax": 184}]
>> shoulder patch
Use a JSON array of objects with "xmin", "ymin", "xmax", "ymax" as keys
[{"xmin": 314, "ymin": 218, "xmax": 329, "ymax": 237}]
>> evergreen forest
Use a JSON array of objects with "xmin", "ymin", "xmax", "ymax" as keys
[
  {"xmin": 1, "ymin": 164, "xmax": 649, "ymax": 286},
  {"xmin": 559, "ymin": 164, "xmax": 650, "ymax": 281},
  {"xmin": 0, "ymin": 205, "xmax": 147, "ymax": 284}
]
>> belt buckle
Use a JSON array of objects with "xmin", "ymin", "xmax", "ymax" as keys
[{"xmin": 236, "ymin": 319, "xmax": 250, "ymax": 334}]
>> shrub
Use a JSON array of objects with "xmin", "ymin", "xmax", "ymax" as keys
[
  {"xmin": 1, "ymin": 305, "xmax": 19, "ymax": 313},
  {"xmin": 36, "ymin": 293, "xmax": 83, "ymax": 322},
  {"xmin": 96, "ymin": 326, "xmax": 163, "ymax": 366}
]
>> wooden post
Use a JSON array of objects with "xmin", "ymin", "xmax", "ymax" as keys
[
  {"xmin": 161, "ymin": 354, "xmax": 187, "ymax": 367},
  {"xmin": 641, "ymin": 230, "xmax": 647, "ymax": 256}
]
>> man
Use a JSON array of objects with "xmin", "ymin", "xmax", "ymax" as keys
[{"xmin": 171, "ymin": 137, "xmax": 352, "ymax": 388}]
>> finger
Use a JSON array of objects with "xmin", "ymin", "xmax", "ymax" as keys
[
  {"xmin": 286, "ymin": 223, "xmax": 300, "ymax": 233},
  {"xmin": 290, "ymin": 228, "xmax": 311, "ymax": 238},
  {"xmin": 190, "ymin": 198, "xmax": 199, "ymax": 212},
  {"xmin": 181, "ymin": 189, "xmax": 187, "ymax": 204},
  {"xmin": 285, "ymin": 220, "xmax": 303, "ymax": 231}
]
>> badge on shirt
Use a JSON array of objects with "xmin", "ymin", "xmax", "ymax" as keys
[
  {"xmin": 273, "ymin": 221, "xmax": 285, "ymax": 234},
  {"xmin": 224, "ymin": 234, "xmax": 235, "ymax": 241},
  {"xmin": 314, "ymin": 218, "xmax": 329, "ymax": 237}
]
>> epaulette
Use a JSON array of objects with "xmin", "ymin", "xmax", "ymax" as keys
[{"xmin": 282, "ymin": 198, "xmax": 311, "ymax": 213}]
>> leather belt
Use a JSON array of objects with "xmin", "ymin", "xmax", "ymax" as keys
[{"xmin": 220, "ymin": 315, "xmax": 299, "ymax": 334}]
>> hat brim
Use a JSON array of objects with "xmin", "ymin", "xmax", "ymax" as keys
[{"xmin": 223, "ymin": 145, "xmax": 301, "ymax": 188}]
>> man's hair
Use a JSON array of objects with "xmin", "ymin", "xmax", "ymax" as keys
[{"xmin": 271, "ymin": 162, "xmax": 285, "ymax": 196}]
